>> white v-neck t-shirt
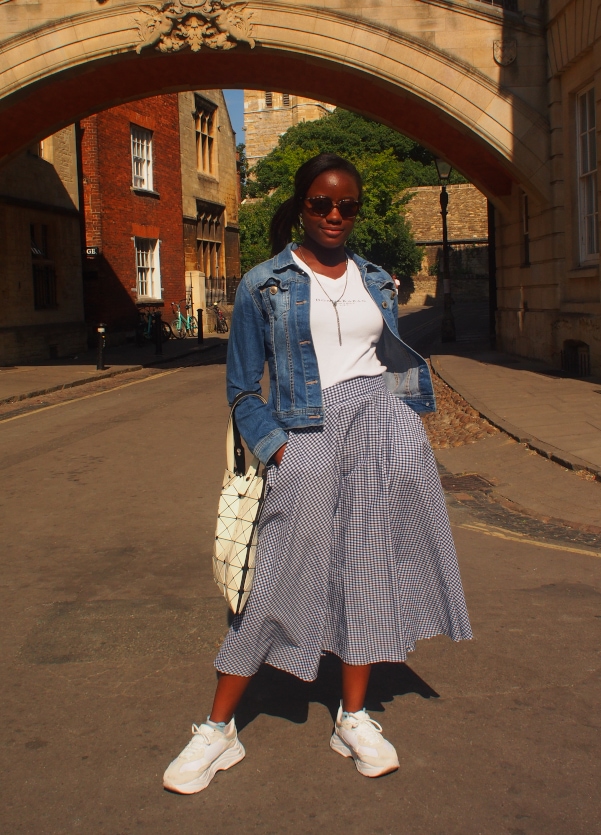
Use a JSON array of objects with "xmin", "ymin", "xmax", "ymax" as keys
[{"xmin": 292, "ymin": 250, "xmax": 386, "ymax": 390}]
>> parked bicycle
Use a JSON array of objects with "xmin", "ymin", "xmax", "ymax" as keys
[
  {"xmin": 170, "ymin": 299, "xmax": 198, "ymax": 339},
  {"xmin": 211, "ymin": 302, "xmax": 229, "ymax": 333},
  {"xmin": 136, "ymin": 307, "xmax": 172, "ymax": 345}
]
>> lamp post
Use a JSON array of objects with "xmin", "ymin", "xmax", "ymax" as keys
[{"xmin": 435, "ymin": 158, "xmax": 456, "ymax": 343}]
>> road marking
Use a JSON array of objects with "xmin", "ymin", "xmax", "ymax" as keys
[
  {"xmin": 0, "ymin": 368, "xmax": 182, "ymax": 423},
  {"xmin": 458, "ymin": 521, "xmax": 601, "ymax": 558}
]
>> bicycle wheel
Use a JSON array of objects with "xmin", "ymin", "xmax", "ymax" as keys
[
  {"xmin": 171, "ymin": 318, "xmax": 186, "ymax": 339},
  {"xmin": 161, "ymin": 321, "xmax": 173, "ymax": 342},
  {"xmin": 188, "ymin": 316, "xmax": 198, "ymax": 338}
]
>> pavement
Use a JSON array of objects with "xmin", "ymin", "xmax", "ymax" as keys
[
  {"xmin": 2, "ymin": 320, "xmax": 601, "ymax": 834},
  {"xmin": 0, "ymin": 333, "xmax": 227, "ymax": 403},
  {"xmin": 1, "ymin": 312, "xmax": 600, "ymax": 538}
]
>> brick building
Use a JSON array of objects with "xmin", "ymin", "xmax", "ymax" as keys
[
  {"xmin": 0, "ymin": 130, "xmax": 86, "ymax": 364},
  {"xmin": 244, "ymin": 91, "xmax": 334, "ymax": 167},
  {"xmin": 80, "ymin": 90, "xmax": 240, "ymax": 340}
]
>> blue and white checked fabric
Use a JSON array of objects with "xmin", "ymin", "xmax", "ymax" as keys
[{"xmin": 215, "ymin": 375, "xmax": 472, "ymax": 682}]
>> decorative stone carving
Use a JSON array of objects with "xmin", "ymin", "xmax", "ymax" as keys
[
  {"xmin": 136, "ymin": 1, "xmax": 255, "ymax": 53},
  {"xmin": 493, "ymin": 39, "xmax": 517, "ymax": 67}
]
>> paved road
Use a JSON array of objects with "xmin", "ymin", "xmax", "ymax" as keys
[{"xmin": 1, "ymin": 350, "xmax": 600, "ymax": 834}]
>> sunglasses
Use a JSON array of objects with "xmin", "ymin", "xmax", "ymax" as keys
[{"xmin": 302, "ymin": 196, "xmax": 361, "ymax": 219}]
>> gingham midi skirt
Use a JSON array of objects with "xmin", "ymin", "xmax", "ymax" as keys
[{"xmin": 215, "ymin": 375, "xmax": 472, "ymax": 682}]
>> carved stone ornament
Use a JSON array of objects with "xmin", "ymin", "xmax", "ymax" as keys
[
  {"xmin": 136, "ymin": 1, "xmax": 256, "ymax": 53},
  {"xmin": 493, "ymin": 39, "xmax": 517, "ymax": 67}
]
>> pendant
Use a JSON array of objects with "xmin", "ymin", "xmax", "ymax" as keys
[{"xmin": 332, "ymin": 301, "xmax": 342, "ymax": 346}]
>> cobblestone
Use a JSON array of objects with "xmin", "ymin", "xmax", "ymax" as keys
[{"xmin": 422, "ymin": 365, "xmax": 499, "ymax": 448}]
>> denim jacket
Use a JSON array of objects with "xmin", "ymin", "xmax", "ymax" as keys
[{"xmin": 227, "ymin": 243, "xmax": 436, "ymax": 464}]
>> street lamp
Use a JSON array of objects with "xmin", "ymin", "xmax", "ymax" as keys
[{"xmin": 435, "ymin": 158, "xmax": 456, "ymax": 343}]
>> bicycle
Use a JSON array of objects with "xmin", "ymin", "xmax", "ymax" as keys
[
  {"xmin": 135, "ymin": 307, "xmax": 172, "ymax": 345},
  {"xmin": 170, "ymin": 299, "xmax": 198, "ymax": 339},
  {"xmin": 211, "ymin": 302, "xmax": 229, "ymax": 333}
]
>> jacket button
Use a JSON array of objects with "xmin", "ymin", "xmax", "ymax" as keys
[
  {"xmin": 269, "ymin": 286, "xmax": 278, "ymax": 295},
  {"xmin": 382, "ymin": 301, "xmax": 388, "ymax": 308}
]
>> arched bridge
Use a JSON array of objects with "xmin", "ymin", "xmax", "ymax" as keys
[{"xmin": 0, "ymin": 0, "xmax": 549, "ymax": 207}]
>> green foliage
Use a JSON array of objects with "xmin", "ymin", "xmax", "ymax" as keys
[
  {"xmin": 239, "ymin": 196, "xmax": 278, "ymax": 274},
  {"xmin": 239, "ymin": 109, "xmax": 465, "ymax": 274}
]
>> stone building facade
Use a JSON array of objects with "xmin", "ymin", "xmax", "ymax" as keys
[
  {"xmin": 0, "ymin": 130, "xmax": 86, "ymax": 364},
  {"xmin": 244, "ymin": 91, "xmax": 335, "ymax": 166},
  {"xmin": 493, "ymin": 0, "xmax": 600, "ymax": 375},
  {"xmin": 178, "ymin": 90, "xmax": 240, "ymax": 316},
  {"xmin": 0, "ymin": 0, "xmax": 599, "ymax": 372}
]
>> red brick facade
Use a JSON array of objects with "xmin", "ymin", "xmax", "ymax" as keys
[{"xmin": 80, "ymin": 95, "xmax": 185, "ymax": 333}]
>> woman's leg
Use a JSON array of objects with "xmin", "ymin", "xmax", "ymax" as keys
[
  {"xmin": 341, "ymin": 662, "xmax": 371, "ymax": 713},
  {"xmin": 209, "ymin": 673, "xmax": 253, "ymax": 724}
]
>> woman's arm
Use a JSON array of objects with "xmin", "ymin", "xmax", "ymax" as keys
[{"xmin": 226, "ymin": 278, "xmax": 289, "ymax": 465}]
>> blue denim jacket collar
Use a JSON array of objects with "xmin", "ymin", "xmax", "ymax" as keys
[{"xmin": 270, "ymin": 243, "xmax": 392, "ymax": 290}]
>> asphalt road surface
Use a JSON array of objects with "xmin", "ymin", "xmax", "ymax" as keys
[{"xmin": 1, "ymin": 348, "xmax": 600, "ymax": 835}]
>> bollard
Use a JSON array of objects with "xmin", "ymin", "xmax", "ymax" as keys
[
  {"xmin": 154, "ymin": 310, "xmax": 163, "ymax": 356},
  {"xmin": 197, "ymin": 308, "xmax": 204, "ymax": 344},
  {"xmin": 96, "ymin": 323, "xmax": 107, "ymax": 370}
]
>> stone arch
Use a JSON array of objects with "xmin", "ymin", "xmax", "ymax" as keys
[{"xmin": 0, "ymin": 2, "xmax": 550, "ymax": 205}]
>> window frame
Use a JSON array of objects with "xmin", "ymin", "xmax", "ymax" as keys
[
  {"xmin": 131, "ymin": 124, "xmax": 154, "ymax": 192},
  {"xmin": 196, "ymin": 201, "xmax": 226, "ymax": 299},
  {"xmin": 134, "ymin": 237, "xmax": 161, "ymax": 300},
  {"xmin": 576, "ymin": 85, "xmax": 599, "ymax": 264},
  {"xmin": 194, "ymin": 95, "xmax": 218, "ymax": 177},
  {"xmin": 31, "ymin": 222, "xmax": 57, "ymax": 310}
]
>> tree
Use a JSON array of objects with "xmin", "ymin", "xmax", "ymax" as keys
[{"xmin": 239, "ymin": 109, "xmax": 466, "ymax": 275}]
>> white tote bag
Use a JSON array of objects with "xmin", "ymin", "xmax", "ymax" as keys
[{"xmin": 213, "ymin": 392, "xmax": 266, "ymax": 615}]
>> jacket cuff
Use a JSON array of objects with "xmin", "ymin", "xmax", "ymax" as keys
[{"xmin": 254, "ymin": 427, "xmax": 289, "ymax": 466}]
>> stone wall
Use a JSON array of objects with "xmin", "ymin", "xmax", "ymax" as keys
[{"xmin": 401, "ymin": 184, "xmax": 489, "ymax": 307}]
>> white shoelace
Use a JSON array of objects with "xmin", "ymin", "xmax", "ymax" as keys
[
  {"xmin": 346, "ymin": 713, "xmax": 384, "ymax": 742},
  {"xmin": 180, "ymin": 723, "xmax": 214, "ymax": 757}
]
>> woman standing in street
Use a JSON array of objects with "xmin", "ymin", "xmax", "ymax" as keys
[{"xmin": 163, "ymin": 153, "xmax": 472, "ymax": 793}]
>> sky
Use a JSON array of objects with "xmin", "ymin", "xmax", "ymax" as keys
[{"xmin": 223, "ymin": 89, "xmax": 245, "ymax": 144}]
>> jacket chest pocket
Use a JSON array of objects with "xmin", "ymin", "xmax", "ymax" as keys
[{"xmin": 261, "ymin": 283, "xmax": 290, "ymax": 320}]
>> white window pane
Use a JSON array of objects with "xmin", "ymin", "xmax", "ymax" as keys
[
  {"xmin": 135, "ymin": 238, "xmax": 161, "ymax": 298},
  {"xmin": 131, "ymin": 126, "xmax": 153, "ymax": 190}
]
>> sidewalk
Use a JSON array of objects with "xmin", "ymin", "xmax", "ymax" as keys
[
  {"xmin": 431, "ymin": 350, "xmax": 601, "ymax": 479},
  {"xmin": 0, "ymin": 335, "xmax": 225, "ymax": 404}
]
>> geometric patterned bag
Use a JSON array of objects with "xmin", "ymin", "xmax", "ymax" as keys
[{"xmin": 213, "ymin": 392, "xmax": 267, "ymax": 615}]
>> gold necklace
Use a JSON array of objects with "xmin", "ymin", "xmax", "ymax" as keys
[{"xmin": 297, "ymin": 248, "xmax": 348, "ymax": 346}]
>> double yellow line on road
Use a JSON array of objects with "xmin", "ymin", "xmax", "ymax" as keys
[
  {"xmin": 0, "ymin": 368, "xmax": 181, "ymax": 424},
  {"xmin": 458, "ymin": 521, "xmax": 601, "ymax": 558}
]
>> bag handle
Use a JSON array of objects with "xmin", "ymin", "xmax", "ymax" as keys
[{"xmin": 226, "ymin": 391, "xmax": 267, "ymax": 476}]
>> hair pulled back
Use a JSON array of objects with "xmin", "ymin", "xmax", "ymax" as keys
[{"xmin": 269, "ymin": 153, "xmax": 362, "ymax": 256}]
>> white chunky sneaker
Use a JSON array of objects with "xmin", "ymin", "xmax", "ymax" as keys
[
  {"xmin": 163, "ymin": 718, "xmax": 245, "ymax": 794},
  {"xmin": 330, "ymin": 704, "xmax": 399, "ymax": 777}
]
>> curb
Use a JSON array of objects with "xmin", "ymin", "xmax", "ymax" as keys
[
  {"xmin": 430, "ymin": 354, "xmax": 601, "ymax": 483},
  {"xmin": 0, "ymin": 340, "xmax": 223, "ymax": 407}
]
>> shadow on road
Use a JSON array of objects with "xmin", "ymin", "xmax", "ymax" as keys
[{"xmin": 234, "ymin": 655, "xmax": 439, "ymax": 731}]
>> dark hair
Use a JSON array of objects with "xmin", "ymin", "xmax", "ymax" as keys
[{"xmin": 269, "ymin": 153, "xmax": 363, "ymax": 256}]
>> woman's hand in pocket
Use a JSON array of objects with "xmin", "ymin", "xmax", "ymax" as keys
[{"xmin": 272, "ymin": 443, "xmax": 287, "ymax": 467}]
